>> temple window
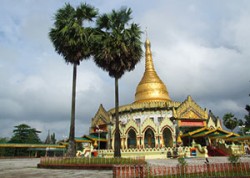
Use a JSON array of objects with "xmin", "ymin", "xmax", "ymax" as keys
[
  {"xmin": 127, "ymin": 129, "xmax": 136, "ymax": 149},
  {"xmin": 144, "ymin": 128, "xmax": 155, "ymax": 148},
  {"xmin": 158, "ymin": 117, "xmax": 163, "ymax": 123},
  {"xmin": 163, "ymin": 128, "xmax": 173, "ymax": 147},
  {"xmin": 150, "ymin": 117, "xmax": 154, "ymax": 122},
  {"xmin": 135, "ymin": 118, "xmax": 141, "ymax": 125}
]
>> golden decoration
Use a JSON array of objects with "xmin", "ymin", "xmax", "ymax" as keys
[
  {"xmin": 176, "ymin": 96, "xmax": 208, "ymax": 119},
  {"xmin": 93, "ymin": 140, "xmax": 98, "ymax": 148},
  {"xmin": 135, "ymin": 39, "xmax": 171, "ymax": 103},
  {"xmin": 182, "ymin": 110, "xmax": 200, "ymax": 119}
]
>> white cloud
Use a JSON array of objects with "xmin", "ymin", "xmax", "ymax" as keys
[{"xmin": 0, "ymin": 0, "xmax": 250, "ymax": 141}]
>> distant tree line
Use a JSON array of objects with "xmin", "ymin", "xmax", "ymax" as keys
[
  {"xmin": 0, "ymin": 124, "xmax": 56, "ymax": 157},
  {"xmin": 223, "ymin": 94, "xmax": 250, "ymax": 134}
]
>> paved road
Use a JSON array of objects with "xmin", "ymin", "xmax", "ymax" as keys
[
  {"xmin": 0, "ymin": 158, "xmax": 112, "ymax": 178},
  {"xmin": 0, "ymin": 157, "xmax": 250, "ymax": 178}
]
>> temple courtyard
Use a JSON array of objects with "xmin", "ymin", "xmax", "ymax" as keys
[{"xmin": 1, "ymin": 157, "xmax": 250, "ymax": 178}]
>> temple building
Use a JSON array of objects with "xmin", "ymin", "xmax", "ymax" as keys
[{"xmin": 88, "ymin": 38, "xmax": 225, "ymax": 151}]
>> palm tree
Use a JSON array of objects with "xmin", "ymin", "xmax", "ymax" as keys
[
  {"xmin": 49, "ymin": 3, "xmax": 98, "ymax": 157},
  {"xmin": 93, "ymin": 7, "xmax": 143, "ymax": 157}
]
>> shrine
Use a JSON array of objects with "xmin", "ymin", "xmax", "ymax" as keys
[{"xmin": 80, "ymin": 38, "xmax": 244, "ymax": 158}]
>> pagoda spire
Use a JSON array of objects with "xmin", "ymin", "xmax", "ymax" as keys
[
  {"xmin": 134, "ymin": 38, "xmax": 171, "ymax": 103},
  {"xmin": 145, "ymin": 39, "xmax": 155, "ymax": 71}
]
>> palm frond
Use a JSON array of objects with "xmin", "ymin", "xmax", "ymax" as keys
[
  {"xmin": 93, "ymin": 7, "xmax": 142, "ymax": 78},
  {"xmin": 49, "ymin": 3, "xmax": 98, "ymax": 65}
]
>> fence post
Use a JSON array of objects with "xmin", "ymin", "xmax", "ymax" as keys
[
  {"xmin": 112, "ymin": 165, "xmax": 116, "ymax": 178},
  {"xmin": 139, "ymin": 165, "xmax": 144, "ymax": 178}
]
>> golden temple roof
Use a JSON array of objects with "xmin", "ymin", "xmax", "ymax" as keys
[{"xmin": 134, "ymin": 39, "xmax": 171, "ymax": 103}]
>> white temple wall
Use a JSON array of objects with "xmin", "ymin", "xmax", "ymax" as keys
[
  {"xmin": 110, "ymin": 112, "xmax": 176, "ymax": 149},
  {"xmin": 119, "ymin": 110, "xmax": 173, "ymax": 126}
]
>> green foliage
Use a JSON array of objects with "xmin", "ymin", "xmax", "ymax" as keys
[
  {"xmin": 49, "ymin": 3, "xmax": 98, "ymax": 65},
  {"xmin": 178, "ymin": 157, "xmax": 187, "ymax": 167},
  {"xmin": 9, "ymin": 124, "xmax": 41, "ymax": 144},
  {"xmin": 41, "ymin": 157, "xmax": 147, "ymax": 165},
  {"xmin": 49, "ymin": 2, "xmax": 98, "ymax": 157},
  {"xmin": 228, "ymin": 154, "xmax": 240, "ymax": 164},
  {"xmin": 245, "ymin": 104, "xmax": 250, "ymax": 130},
  {"xmin": 0, "ymin": 137, "xmax": 9, "ymax": 157},
  {"xmin": 237, "ymin": 94, "xmax": 250, "ymax": 134},
  {"xmin": 0, "ymin": 137, "xmax": 9, "ymax": 143},
  {"xmin": 93, "ymin": 7, "xmax": 143, "ymax": 79},
  {"xmin": 44, "ymin": 132, "xmax": 56, "ymax": 144},
  {"xmin": 244, "ymin": 100, "xmax": 250, "ymax": 132},
  {"xmin": 224, "ymin": 94, "xmax": 250, "ymax": 135},
  {"xmin": 92, "ymin": 7, "xmax": 142, "ymax": 158},
  {"xmin": 51, "ymin": 133, "xmax": 56, "ymax": 144},
  {"xmin": 4, "ymin": 124, "xmax": 42, "ymax": 156},
  {"xmin": 223, "ymin": 113, "xmax": 239, "ymax": 132}
]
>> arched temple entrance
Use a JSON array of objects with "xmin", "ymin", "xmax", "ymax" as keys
[
  {"xmin": 144, "ymin": 128, "xmax": 155, "ymax": 148},
  {"xmin": 163, "ymin": 128, "xmax": 173, "ymax": 147},
  {"xmin": 127, "ymin": 129, "xmax": 136, "ymax": 149}
]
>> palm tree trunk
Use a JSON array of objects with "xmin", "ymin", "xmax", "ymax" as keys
[
  {"xmin": 67, "ymin": 63, "xmax": 77, "ymax": 157},
  {"xmin": 114, "ymin": 77, "xmax": 121, "ymax": 157}
]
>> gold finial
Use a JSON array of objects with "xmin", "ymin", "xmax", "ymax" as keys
[
  {"xmin": 134, "ymin": 38, "xmax": 171, "ymax": 103},
  {"xmin": 144, "ymin": 27, "xmax": 151, "ymax": 48},
  {"xmin": 145, "ymin": 38, "xmax": 153, "ymax": 71}
]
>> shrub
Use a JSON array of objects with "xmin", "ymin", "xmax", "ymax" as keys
[
  {"xmin": 178, "ymin": 157, "xmax": 187, "ymax": 167},
  {"xmin": 228, "ymin": 154, "xmax": 240, "ymax": 164}
]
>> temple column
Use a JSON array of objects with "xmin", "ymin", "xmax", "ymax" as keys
[
  {"xmin": 112, "ymin": 135, "xmax": 114, "ymax": 150},
  {"xmin": 159, "ymin": 135, "xmax": 163, "ymax": 148},
  {"xmin": 136, "ymin": 137, "xmax": 140, "ymax": 149},
  {"xmin": 124, "ymin": 137, "xmax": 127, "ymax": 149},
  {"xmin": 155, "ymin": 136, "xmax": 158, "ymax": 148},
  {"xmin": 141, "ymin": 136, "xmax": 144, "ymax": 148},
  {"xmin": 121, "ymin": 137, "xmax": 124, "ymax": 150}
]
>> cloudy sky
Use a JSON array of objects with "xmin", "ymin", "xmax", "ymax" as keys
[{"xmin": 1, "ymin": 0, "xmax": 250, "ymax": 141}]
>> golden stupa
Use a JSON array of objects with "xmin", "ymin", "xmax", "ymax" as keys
[
  {"xmin": 89, "ymin": 37, "xmax": 225, "ymax": 154},
  {"xmin": 135, "ymin": 39, "xmax": 171, "ymax": 103}
]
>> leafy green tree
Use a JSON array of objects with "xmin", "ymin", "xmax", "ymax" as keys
[
  {"xmin": 49, "ymin": 3, "xmax": 98, "ymax": 157},
  {"xmin": 7, "ymin": 124, "xmax": 41, "ymax": 156},
  {"xmin": 93, "ymin": 7, "xmax": 143, "ymax": 157},
  {"xmin": 9, "ymin": 124, "xmax": 41, "ymax": 144},
  {"xmin": 0, "ymin": 137, "xmax": 9, "ymax": 156},
  {"xmin": 223, "ymin": 113, "xmax": 239, "ymax": 132},
  {"xmin": 240, "ymin": 94, "xmax": 250, "ymax": 134},
  {"xmin": 244, "ymin": 103, "xmax": 250, "ymax": 129},
  {"xmin": 0, "ymin": 137, "xmax": 9, "ymax": 143}
]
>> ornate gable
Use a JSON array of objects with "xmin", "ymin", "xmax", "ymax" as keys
[
  {"xmin": 91, "ymin": 104, "xmax": 110, "ymax": 127},
  {"xmin": 216, "ymin": 118, "xmax": 222, "ymax": 128},
  {"xmin": 176, "ymin": 95, "xmax": 208, "ymax": 120},
  {"xmin": 207, "ymin": 116, "xmax": 216, "ymax": 129},
  {"xmin": 182, "ymin": 110, "xmax": 200, "ymax": 119}
]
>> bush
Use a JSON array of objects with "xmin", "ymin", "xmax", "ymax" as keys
[
  {"xmin": 228, "ymin": 154, "xmax": 240, "ymax": 164},
  {"xmin": 40, "ymin": 157, "xmax": 147, "ymax": 165},
  {"xmin": 178, "ymin": 157, "xmax": 187, "ymax": 167}
]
